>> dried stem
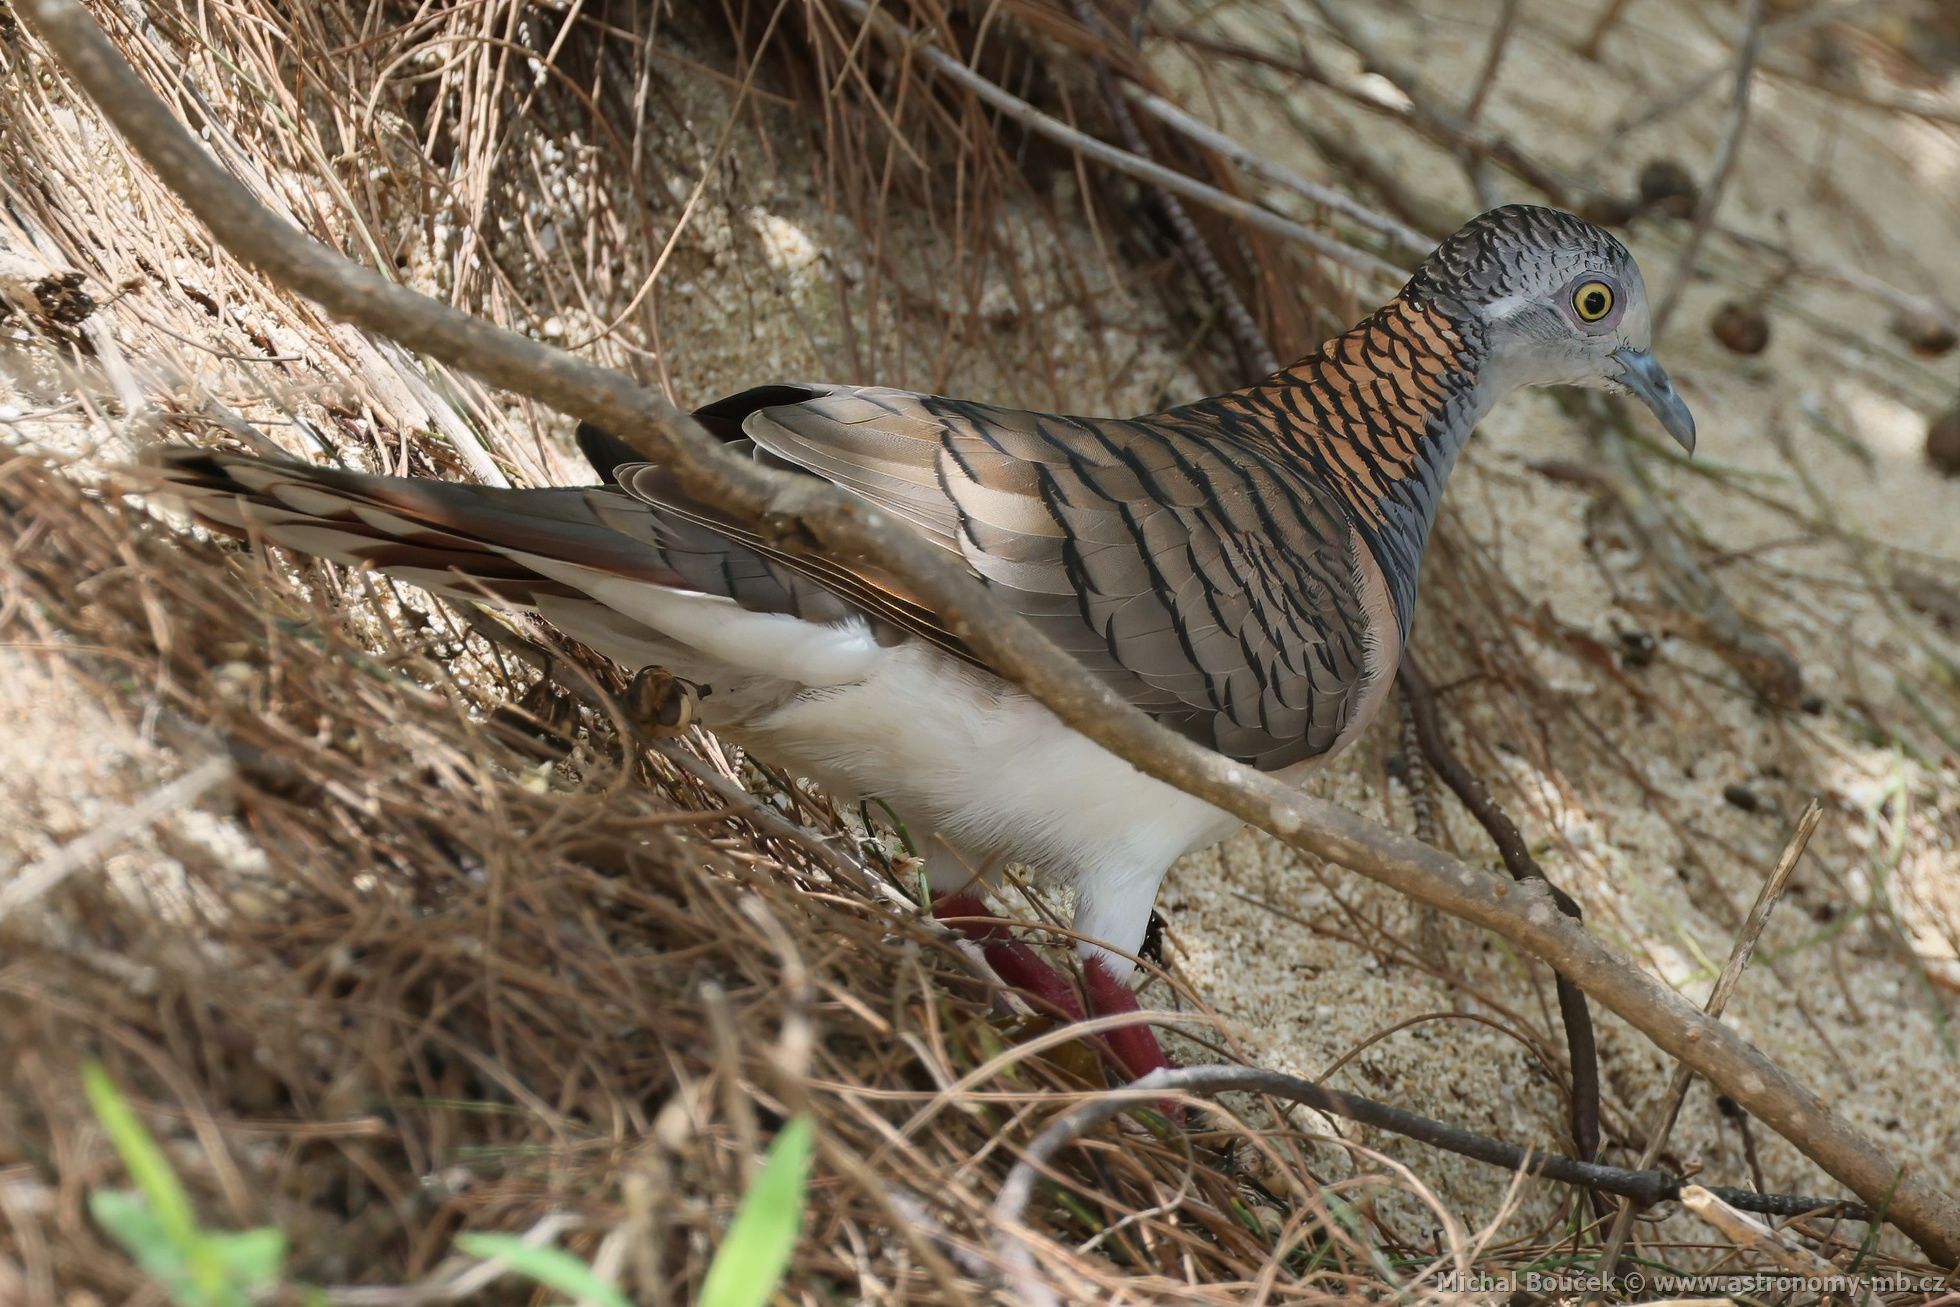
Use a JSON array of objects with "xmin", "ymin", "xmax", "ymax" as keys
[{"xmin": 1590, "ymin": 801, "xmax": 1824, "ymax": 1295}]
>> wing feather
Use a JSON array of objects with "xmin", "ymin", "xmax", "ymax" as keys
[{"xmin": 658, "ymin": 385, "xmax": 1383, "ymax": 768}]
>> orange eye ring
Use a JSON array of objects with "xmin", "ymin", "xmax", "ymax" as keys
[{"xmin": 1573, "ymin": 280, "xmax": 1615, "ymax": 323}]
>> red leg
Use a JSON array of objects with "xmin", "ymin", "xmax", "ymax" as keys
[
  {"xmin": 932, "ymin": 892, "xmax": 1084, "ymax": 1022},
  {"xmin": 1083, "ymin": 956, "xmax": 1177, "ymax": 1081},
  {"xmin": 933, "ymin": 892, "xmax": 1178, "ymax": 1089}
]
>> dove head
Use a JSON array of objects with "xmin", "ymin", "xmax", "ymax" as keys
[{"xmin": 1405, "ymin": 204, "xmax": 1696, "ymax": 452}]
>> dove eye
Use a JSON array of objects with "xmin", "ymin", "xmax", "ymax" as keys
[{"xmin": 1573, "ymin": 280, "xmax": 1615, "ymax": 323}]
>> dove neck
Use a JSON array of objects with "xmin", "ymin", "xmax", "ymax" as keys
[{"xmin": 1212, "ymin": 297, "xmax": 1493, "ymax": 628}]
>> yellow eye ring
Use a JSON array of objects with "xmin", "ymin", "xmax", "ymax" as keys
[{"xmin": 1573, "ymin": 280, "xmax": 1615, "ymax": 323}]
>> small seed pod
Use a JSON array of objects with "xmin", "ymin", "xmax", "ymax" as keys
[
  {"xmin": 1890, "ymin": 308, "xmax": 1957, "ymax": 359},
  {"xmin": 625, "ymin": 666, "xmax": 705, "ymax": 737},
  {"xmin": 1710, "ymin": 300, "xmax": 1770, "ymax": 355},
  {"xmin": 1638, "ymin": 158, "xmax": 1699, "ymax": 218}
]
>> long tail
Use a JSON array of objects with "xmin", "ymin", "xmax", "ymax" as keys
[
  {"xmin": 137, "ymin": 447, "xmax": 880, "ymax": 687},
  {"xmin": 141, "ymin": 447, "xmax": 692, "ymax": 606}
]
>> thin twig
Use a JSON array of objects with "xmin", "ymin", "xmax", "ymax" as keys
[
  {"xmin": 1717, "ymin": 225, "xmax": 1960, "ymax": 342},
  {"xmin": 1578, "ymin": 0, "xmax": 1638, "ymax": 61},
  {"xmin": 1065, "ymin": 0, "xmax": 1276, "ymax": 376},
  {"xmin": 0, "ymin": 755, "xmax": 234, "ymax": 920},
  {"xmin": 1400, "ymin": 652, "xmax": 1600, "ymax": 1165},
  {"xmin": 1590, "ymin": 801, "xmax": 1823, "ymax": 1297},
  {"xmin": 1187, "ymin": 26, "xmax": 1573, "ymax": 203},
  {"xmin": 1583, "ymin": 394, "xmax": 1805, "ymax": 707},
  {"xmin": 989, "ymin": 1064, "xmax": 1874, "ymax": 1306},
  {"xmin": 23, "ymin": 0, "xmax": 1960, "ymax": 1262},
  {"xmin": 1461, "ymin": 0, "xmax": 1521, "ymax": 125},
  {"xmin": 1301, "ymin": 0, "xmax": 1573, "ymax": 203},
  {"xmin": 1123, "ymin": 90, "xmax": 1432, "ymax": 255},
  {"xmin": 1652, "ymin": 0, "xmax": 1766, "ymax": 336},
  {"xmin": 1595, "ymin": 0, "xmax": 1891, "ymax": 147},
  {"xmin": 833, "ymin": 0, "xmax": 1404, "ymax": 283}
]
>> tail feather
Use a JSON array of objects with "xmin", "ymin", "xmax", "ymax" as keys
[
  {"xmin": 141, "ymin": 447, "xmax": 686, "ymax": 597},
  {"xmin": 137, "ymin": 446, "xmax": 884, "ymax": 688}
]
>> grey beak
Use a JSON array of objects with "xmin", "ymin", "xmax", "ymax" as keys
[{"xmin": 1613, "ymin": 348, "xmax": 1696, "ymax": 454}]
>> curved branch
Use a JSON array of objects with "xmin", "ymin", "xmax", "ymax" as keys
[
  {"xmin": 19, "ymin": 0, "xmax": 1960, "ymax": 1266},
  {"xmin": 1399, "ymin": 652, "xmax": 1600, "ymax": 1167},
  {"xmin": 988, "ymin": 1063, "xmax": 1873, "ymax": 1298}
]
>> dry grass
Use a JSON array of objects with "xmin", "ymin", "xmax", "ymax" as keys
[{"xmin": 2, "ymin": 0, "xmax": 1958, "ymax": 1301}]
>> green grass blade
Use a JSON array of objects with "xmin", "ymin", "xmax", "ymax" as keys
[
  {"xmin": 453, "ymin": 1233, "xmax": 629, "ymax": 1307},
  {"xmin": 699, "ymin": 1115, "xmax": 814, "ymax": 1307},
  {"xmin": 83, "ymin": 1062, "xmax": 199, "ymax": 1249}
]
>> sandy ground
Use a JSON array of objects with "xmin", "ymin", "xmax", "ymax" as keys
[
  {"xmin": 5, "ymin": 0, "xmax": 1959, "ymax": 1280},
  {"xmin": 1144, "ymin": 0, "xmax": 1960, "ymax": 1250}
]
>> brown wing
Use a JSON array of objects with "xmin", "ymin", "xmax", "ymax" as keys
[{"xmin": 625, "ymin": 383, "xmax": 1382, "ymax": 769}]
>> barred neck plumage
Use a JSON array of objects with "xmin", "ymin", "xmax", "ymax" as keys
[{"xmin": 1169, "ymin": 295, "xmax": 1491, "ymax": 631}]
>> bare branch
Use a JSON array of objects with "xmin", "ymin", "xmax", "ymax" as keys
[
  {"xmin": 19, "ymin": 0, "xmax": 1960, "ymax": 1265},
  {"xmin": 989, "ymin": 1064, "xmax": 1876, "ymax": 1305},
  {"xmin": 1461, "ymin": 0, "xmax": 1521, "ymax": 125},
  {"xmin": 1065, "ymin": 0, "xmax": 1278, "ymax": 376},
  {"xmin": 1122, "ymin": 90, "xmax": 1433, "ymax": 256}
]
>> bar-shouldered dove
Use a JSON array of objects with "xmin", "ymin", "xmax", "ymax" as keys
[{"xmin": 144, "ymin": 205, "xmax": 1695, "ymax": 1081}]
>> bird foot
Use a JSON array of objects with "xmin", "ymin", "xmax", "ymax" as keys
[
  {"xmin": 931, "ymin": 892, "xmax": 1178, "ymax": 1093},
  {"xmin": 1082, "ymin": 955, "xmax": 1178, "ymax": 1082}
]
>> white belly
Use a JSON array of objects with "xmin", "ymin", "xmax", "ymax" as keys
[
  {"xmin": 731, "ymin": 642, "xmax": 1248, "ymax": 884},
  {"xmin": 545, "ymin": 595, "xmax": 1321, "ymax": 973}
]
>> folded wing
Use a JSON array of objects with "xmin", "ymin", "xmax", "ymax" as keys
[{"xmin": 685, "ymin": 384, "xmax": 1381, "ymax": 768}]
